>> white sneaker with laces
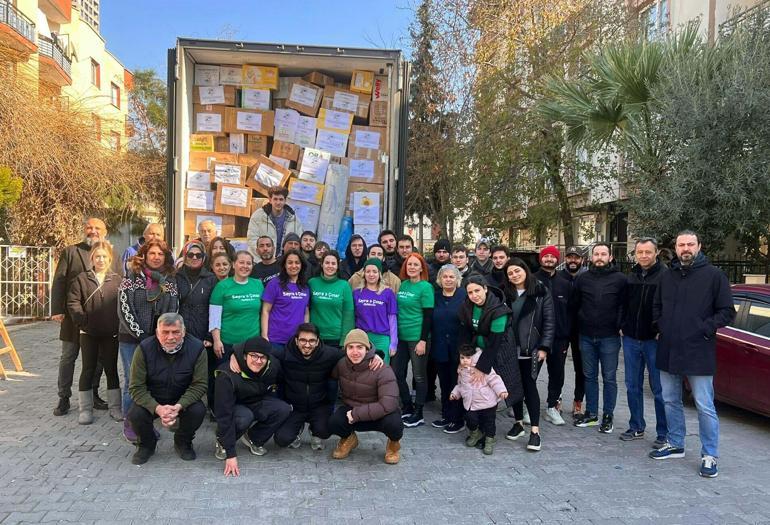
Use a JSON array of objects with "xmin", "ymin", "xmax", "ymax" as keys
[
  {"xmin": 214, "ymin": 440, "xmax": 226, "ymax": 460},
  {"xmin": 240, "ymin": 435, "xmax": 267, "ymax": 456},
  {"xmin": 544, "ymin": 407, "xmax": 566, "ymax": 426}
]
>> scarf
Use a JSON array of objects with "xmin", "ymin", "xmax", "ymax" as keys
[{"xmin": 142, "ymin": 267, "xmax": 168, "ymax": 302}]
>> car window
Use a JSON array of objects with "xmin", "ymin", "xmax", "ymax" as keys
[
  {"xmin": 729, "ymin": 299, "xmax": 743, "ymax": 328},
  {"xmin": 746, "ymin": 301, "xmax": 770, "ymax": 338}
]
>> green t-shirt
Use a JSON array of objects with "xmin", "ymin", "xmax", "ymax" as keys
[
  {"xmin": 397, "ymin": 279, "xmax": 435, "ymax": 342},
  {"xmin": 472, "ymin": 305, "xmax": 507, "ymax": 349},
  {"xmin": 308, "ymin": 276, "xmax": 354, "ymax": 343},
  {"xmin": 210, "ymin": 277, "xmax": 264, "ymax": 344}
]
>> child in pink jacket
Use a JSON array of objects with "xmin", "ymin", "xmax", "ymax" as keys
[{"xmin": 450, "ymin": 345, "xmax": 508, "ymax": 455}]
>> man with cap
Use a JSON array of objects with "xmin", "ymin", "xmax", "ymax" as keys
[
  {"xmin": 214, "ymin": 335, "xmax": 291, "ymax": 477},
  {"xmin": 561, "ymin": 246, "xmax": 586, "ymax": 418},
  {"xmin": 428, "ymin": 239, "xmax": 452, "ymax": 286},
  {"xmin": 471, "ymin": 238, "xmax": 493, "ymax": 276},
  {"xmin": 282, "ymin": 233, "xmax": 302, "ymax": 255},
  {"xmin": 534, "ymin": 246, "xmax": 573, "ymax": 426},
  {"xmin": 329, "ymin": 329, "xmax": 403, "ymax": 464}
]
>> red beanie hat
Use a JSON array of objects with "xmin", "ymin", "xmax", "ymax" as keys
[{"xmin": 539, "ymin": 245, "xmax": 561, "ymax": 262}]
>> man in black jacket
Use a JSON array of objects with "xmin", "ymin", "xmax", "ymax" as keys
[
  {"xmin": 649, "ymin": 231, "xmax": 734, "ymax": 479},
  {"xmin": 485, "ymin": 245, "xmax": 509, "ymax": 289},
  {"xmin": 215, "ymin": 335, "xmax": 290, "ymax": 477},
  {"xmin": 378, "ymin": 230, "xmax": 399, "ymax": 274},
  {"xmin": 620, "ymin": 238, "xmax": 667, "ymax": 446},
  {"xmin": 534, "ymin": 246, "xmax": 573, "ymax": 426},
  {"xmin": 560, "ymin": 246, "xmax": 586, "ymax": 417},
  {"xmin": 51, "ymin": 217, "xmax": 107, "ymax": 416},
  {"xmin": 451, "ymin": 245, "xmax": 473, "ymax": 288},
  {"xmin": 471, "ymin": 238, "xmax": 493, "ymax": 276},
  {"xmin": 428, "ymin": 239, "xmax": 451, "ymax": 285},
  {"xmin": 573, "ymin": 243, "xmax": 627, "ymax": 433}
]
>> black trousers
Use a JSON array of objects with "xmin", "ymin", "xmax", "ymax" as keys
[
  {"xmin": 513, "ymin": 358, "xmax": 542, "ymax": 426},
  {"xmin": 78, "ymin": 334, "xmax": 119, "ymax": 391},
  {"xmin": 128, "ymin": 400, "xmax": 206, "ymax": 449},
  {"xmin": 435, "ymin": 359, "xmax": 464, "ymax": 424},
  {"xmin": 466, "ymin": 406, "xmax": 497, "ymax": 437},
  {"xmin": 426, "ymin": 355, "xmax": 438, "ymax": 400},
  {"xmin": 274, "ymin": 404, "xmax": 332, "ymax": 446},
  {"xmin": 328, "ymin": 404, "xmax": 404, "ymax": 441},
  {"xmin": 570, "ymin": 330, "xmax": 585, "ymax": 402},
  {"xmin": 392, "ymin": 340, "xmax": 427, "ymax": 408},
  {"xmin": 546, "ymin": 339, "xmax": 569, "ymax": 408},
  {"xmin": 228, "ymin": 398, "xmax": 292, "ymax": 447},
  {"xmin": 207, "ymin": 344, "xmax": 233, "ymax": 412}
]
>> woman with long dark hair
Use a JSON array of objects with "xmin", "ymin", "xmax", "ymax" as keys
[
  {"xmin": 261, "ymin": 249, "xmax": 310, "ymax": 353},
  {"xmin": 308, "ymin": 251, "xmax": 354, "ymax": 347},
  {"xmin": 501, "ymin": 257, "xmax": 555, "ymax": 452},
  {"xmin": 207, "ymin": 236, "xmax": 235, "ymax": 269}
]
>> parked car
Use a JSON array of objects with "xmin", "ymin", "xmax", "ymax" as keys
[{"xmin": 714, "ymin": 284, "xmax": 770, "ymax": 417}]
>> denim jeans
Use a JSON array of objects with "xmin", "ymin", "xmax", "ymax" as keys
[
  {"xmin": 580, "ymin": 335, "xmax": 620, "ymax": 416},
  {"xmin": 622, "ymin": 336, "xmax": 667, "ymax": 438},
  {"xmin": 659, "ymin": 371, "xmax": 719, "ymax": 457},
  {"xmin": 119, "ymin": 341, "xmax": 139, "ymax": 416}
]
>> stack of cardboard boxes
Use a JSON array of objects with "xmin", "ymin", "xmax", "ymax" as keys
[{"xmin": 184, "ymin": 64, "xmax": 390, "ymax": 249}]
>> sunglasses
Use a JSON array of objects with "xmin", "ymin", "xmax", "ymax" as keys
[{"xmin": 186, "ymin": 252, "xmax": 204, "ymax": 259}]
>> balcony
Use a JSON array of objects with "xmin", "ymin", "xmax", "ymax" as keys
[
  {"xmin": 38, "ymin": 34, "xmax": 71, "ymax": 86},
  {"xmin": 0, "ymin": 0, "xmax": 37, "ymax": 58}
]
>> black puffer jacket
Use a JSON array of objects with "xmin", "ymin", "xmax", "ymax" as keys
[
  {"xmin": 574, "ymin": 265, "xmax": 627, "ymax": 338},
  {"xmin": 66, "ymin": 270, "xmax": 120, "ymax": 337},
  {"xmin": 534, "ymin": 269, "xmax": 573, "ymax": 340},
  {"xmin": 177, "ymin": 266, "xmax": 217, "ymax": 342},
  {"xmin": 505, "ymin": 282, "xmax": 555, "ymax": 379},
  {"xmin": 622, "ymin": 261, "xmax": 666, "ymax": 341},
  {"xmin": 279, "ymin": 338, "xmax": 344, "ymax": 412}
]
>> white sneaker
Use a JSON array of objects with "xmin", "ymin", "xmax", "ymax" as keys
[
  {"xmin": 310, "ymin": 436, "xmax": 324, "ymax": 450},
  {"xmin": 522, "ymin": 405, "xmax": 531, "ymax": 425},
  {"xmin": 544, "ymin": 407, "xmax": 566, "ymax": 426},
  {"xmin": 289, "ymin": 435, "xmax": 302, "ymax": 449},
  {"xmin": 214, "ymin": 440, "xmax": 226, "ymax": 460},
  {"xmin": 240, "ymin": 435, "xmax": 267, "ymax": 456}
]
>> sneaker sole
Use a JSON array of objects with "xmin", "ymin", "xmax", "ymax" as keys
[
  {"xmin": 544, "ymin": 416, "xmax": 566, "ymax": 426},
  {"xmin": 443, "ymin": 426, "xmax": 465, "ymax": 434},
  {"xmin": 699, "ymin": 470, "xmax": 718, "ymax": 478},
  {"xmin": 650, "ymin": 452, "xmax": 685, "ymax": 460},
  {"xmin": 403, "ymin": 420, "xmax": 424, "ymax": 428},
  {"xmin": 505, "ymin": 432, "xmax": 525, "ymax": 441},
  {"xmin": 599, "ymin": 427, "xmax": 614, "ymax": 434},
  {"xmin": 574, "ymin": 422, "xmax": 598, "ymax": 428},
  {"xmin": 431, "ymin": 422, "xmax": 449, "ymax": 428},
  {"xmin": 619, "ymin": 434, "xmax": 644, "ymax": 441},
  {"xmin": 526, "ymin": 444, "xmax": 542, "ymax": 451}
]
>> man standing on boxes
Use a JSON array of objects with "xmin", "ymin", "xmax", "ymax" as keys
[{"xmin": 247, "ymin": 186, "xmax": 304, "ymax": 259}]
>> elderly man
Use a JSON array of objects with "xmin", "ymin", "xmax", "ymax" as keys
[
  {"xmin": 122, "ymin": 223, "xmax": 164, "ymax": 275},
  {"xmin": 650, "ymin": 231, "xmax": 734, "ymax": 478},
  {"xmin": 127, "ymin": 313, "xmax": 207, "ymax": 465},
  {"xmin": 51, "ymin": 217, "xmax": 108, "ymax": 416},
  {"xmin": 197, "ymin": 220, "xmax": 218, "ymax": 249}
]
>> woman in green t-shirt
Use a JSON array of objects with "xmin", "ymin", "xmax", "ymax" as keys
[
  {"xmin": 308, "ymin": 251, "xmax": 354, "ymax": 347},
  {"xmin": 394, "ymin": 252, "xmax": 435, "ymax": 428},
  {"xmin": 208, "ymin": 251, "xmax": 264, "ymax": 414}
]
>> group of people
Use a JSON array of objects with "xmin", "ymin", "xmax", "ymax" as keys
[{"xmin": 50, "ymin": 193, "xmax": 734, "ymax": 478}]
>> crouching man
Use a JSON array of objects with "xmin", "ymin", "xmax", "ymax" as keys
[
  {"xmin": 128, "ymin": 313, "xmax": 207, "ymax": 465},
  {"xmin": 215, "ymin": 336, "xmax": 291, "ymax": 477}
]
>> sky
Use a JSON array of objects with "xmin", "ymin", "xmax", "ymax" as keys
[{"xmin": 101, "ymin": 0, "xmax": 416, "ymax": 74}]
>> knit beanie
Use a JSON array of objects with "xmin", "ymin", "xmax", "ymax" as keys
[
  {"xmin": 539, "ymin": 245, "xmax": 561, "ymax": 262},
  {"xmin": 343, "ymin": 329, "xmax": 371, "ymax": 350},
  {"xmin": 363, "ymin": 258, "xmax": 383, "ymax": 273},
  {"xmin": 433, "ymin": 239, "xmax": 451, "ymax": 253}
]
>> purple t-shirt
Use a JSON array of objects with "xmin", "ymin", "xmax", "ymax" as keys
[
  {"xmin": 262, "ymin": 278, "xmax": 310, "ymax": 344},
  {"xmin": 353, "ymin": 287, "xmax": 397, "ymax": 335}
]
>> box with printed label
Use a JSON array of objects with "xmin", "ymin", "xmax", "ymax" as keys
[
  {"xmin": 342, "ymin": 157, "xmax": 386, "ymax": 184},
  {"xmin": 271, "ymin": 141, "xmax": 301, "ymax": 163},
  {"xmin": 347, "ymin": 125, "xmax": 387, "ymax": 159},
  {"xmin": 287, "ymin": 199, "xmax": 321, "ymax": 231},
  {"xmin": 194, "ymin": 64, "xmax": 219, "ymax": 86},
  {"xmin": 350, "ymin": 70, "xmax": 375, "ymax": 94},
  {"xmin": 240, "ymin": 88, "xmax": 271, "ymax": 110},
  {"xmin": 288, "ymin": 178, "xmax": 325, "ymax": 205},
  {"xmin": 224, "ymin": 107, "xmax": 275, "ymax": 136},
  {"xmin": 214, "ymin": 184, "xmax": 253, "ymax": 218},
  {"xmin": 242, "ymin": 65, "xmax": 279, "ymax": 90},
  {"xmin": 303, "ymin": 71, "xmax": 335, "ymax": 87},
  {"xmin": 321, "ymin": 86, "xmax": 369, "ymax": 120},
  {"xmin": 246, "ymin": 135, "xmax": 269, "ymax": 155},
  {"xmin": 315, "ymin": 129, "xmax": 349, "ymax": 157},
  {"xmin": 369, "ymin": 100, "xmax": 388, "ymax": 127},
  {"xmin": 297, "ymin": 147, "xmax": 331, "ymax": 184},
  {"xmin": 185, "ymin": 189, "xmax": 215, "ymax": 212},
  {"xmin": 218, "ymin": 65, "xmax": 243, "ymax": 85},
  {"xmin": 371, "ymin": 75, "xmax": 389, "ymax": 101},
  {"xmin": 210, "ymin": 161, "xmax": 248, "ymax": 186},
  {"xmin": 276, "ymin": 76, "xmax": 302, "ymax": 99},
  {"xmin": 184, "ymin": 212, "xmax": 236, "ymax": 238},
  {"xmin": 246, "ymin": 155, "xmax": 292, "ymax": 196},
  {"xmin": 192, "ymin": 85, "xmax": 237, "ymax": 106},
  {"xmin": 285, "ymin": 79, "xmax": 323, "ymax": 116},
  {"xmin": 189, "ymin": 151, "xmax": 240, "ymax": 171},
  {"xmin": 345, "ymin": 183, "xmax": 384, "ymax": 219},
  {"xmin": 316, "ymin": 108, "xmax": 354, "ymax": 134},
  {"xmin": 190, "ymin": 134, "xmax": 214, "ymax": 152},
  {"xmin": 193, "ymin": 104, "xmax": 227, "ymax": 135}
]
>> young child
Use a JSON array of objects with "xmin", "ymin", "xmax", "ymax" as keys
[{"xmin": 450, "ymin": 344, "xmax": 508, "ymax": 455}]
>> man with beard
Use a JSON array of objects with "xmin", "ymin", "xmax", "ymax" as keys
[
  {"xmin": 392, "ymin": 235, "xmax": 415, "ymax": 276},
  {"xmin": 428, "ymin": 239, "xmax": 451, "ymax": 287},
  {"xmin": 573, "ymin": 243, "xmax": 627, "ymax": 434},
  {"xmin": 561, "ymin": 246, "xmax": 586, "ymax": 418},
  {"xmin": 471, "ymin": 239, "xmax": 493, "ymax": 276},
  {"xmin": 301, "ymin": 231, "xmax": 319, "ymax": 276},
  {"xmin": 485, "ymin": 245, "xmax": 509, "ymax": 289},
  {"xmin": 51, "ymin": 217, "xmax": 108, "ymax": 416},
  {"xmin": 250, "ymin": 236, "xmax": 281, "ymax": 285},
  {"xmin": 378, "ymin": 230, "xmax": 399, "ymax": 275},
  {"xmin": 649, "ymin": 231, "xmax": 733, "ymax": 479},
  {"xmin": 534, "ymin": 246, "xmax": 573, "ymax": 426}
]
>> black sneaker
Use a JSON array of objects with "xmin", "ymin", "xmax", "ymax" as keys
[
  {"xmin": 401, "ymin": 405, "xmax": 415, "ymax": 420},
  {"xmin": 619, "ymin": 429, "xmax": 644, "ymax": 441},
  {"xmin": 431, "ymin": 418, "xmax": 450, "ymax": 428},
  {"xmin": 443, "ymin": 422, "xmax": 465, "ymax": 434},
  {"xmin": 131, "ymin": 446, "xmax": 155, "ymax": 465},
  {"xmin": 599, "ymin": 414, "xmax": 614, "ymax": 434},
  {"xmin": 574, "ymin": 413, "xmax": 599, "ymax": 427},
  {"xmin": 174, "ymin": 441, "xmax": 197, "ymax": 461},
  {"xmin": 53, "ymin": 397, "xmax": 70, "ymax": 416},
  {"xmin": 403, "ymin": 410, "xmax": 424, "ymax": 428},
  {"xmin": 506, "ymin": 422, "xmax": 526, "ymax": 441},
  {"xmin": 526, "ymin": 432, "xmax": 542, "ymax": 451}
]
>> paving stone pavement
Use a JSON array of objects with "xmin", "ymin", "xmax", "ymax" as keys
[{"xmin": 1, "ymin": 322, "xmax": 769, "ymax": 524}]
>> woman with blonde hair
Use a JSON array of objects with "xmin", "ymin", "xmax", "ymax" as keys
[{"xmin": 353, "ymin": 258, "xmax": 398, "ymax": 364}]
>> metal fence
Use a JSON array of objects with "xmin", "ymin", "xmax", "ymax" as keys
[{"xmin": 0, "ymin": 245, "xmax": 53, "ymax": 320}]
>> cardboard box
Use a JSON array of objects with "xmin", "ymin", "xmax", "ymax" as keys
[
  {"xmin": 342, "ymin": 157, "xmax": 386, "ymax": 184},
  {"xmin": 246, "ymin": 135, "xmax": 268, "ymax": 155},
  {"xmin": 186, "ymin": 169, "xmax": 212, "ymax": 191},
  {"xmin": 237, "ymin": 153, "xmax": 263, "ymax": 169},
  {"xmin": 346, "ymin": 182, "xmax": 384, "ymax": 215},
  {"xmin": 297, "ymin": 147, "xmax": 332, "ymax": 184},
  {"xmin": 210, "ymin": 161, "xmax": 248, "ymax": 186},
  {"xmin": 246, "ymin": 155, "xmax": 292, "ymax": 196},
  {"xmin": 190, "ymin": 134, "xmax": 214, "ymax": 152},
  {"xmin": 285, "ymin": 79, "xmax": 323, "ymax": 117},
  {"xmin": 185, "ymin": 189, "xmax": 215, "ymax": 212},
  {"xmin": 184, "ymin": 212, "xmax": 236, "ymax": 238},
  {"xmin": 192, "ymin": 85, "xmax": 237, "ymax": 106},
  {"xmin": 242, "ymin": 65, "xmax": 279, "ymax": 90},
  {"xmin": 213, "ymin": 136, "xmax": 229, "ymax": 152},
  {"xmin": 287, "ymin": 199, "xmax": 321, "ymax": 231},
  {"xmin": 240, "ymin": 88, "xmax": 271, "ymax": 110},
  {"xmin": 271, "ymin": 141, "xmax": 300, "ymax": 162},
  {"xmin": 194, "ymin": 64, "xmax": 219, "ymax": 86},
  {"xmin": 303, "ymin": 71, "xmax": 335, "ymax": 86},
  {"xmin": 288, "ymin": 178, "xmax": 325, "ymax": 205},
  {"xmin": 315, "ymin": 129, "xmax": 349, "ymax": 157},
  {"xmin": 350, "ymin": 70, "xmax": 375, "ymax": 94},
  {"xmin": 294, "ymin": 116, "xmax": 317, "ymax": 148},
  {"xmin": 369, "ymin": 100, "xmax": 388, "ymax": 127},
  {"xmin": 214, "ymin": 184, "xmax": 253, "ymax": 218},
  {"xmin": 371, "ymin": 75, "xmax": 389, "ymax": 101},
  {"xmin": 218, "ymin": 65, "xmax": 242, "ymax": 85},
  {"xmin": 276, "ymin": 76, "xmax": 302, "ymax": 99},
  {"xmin": 269, "ymin": 155, "xmax": 291, "ymax": 169},
  {"xmin": 189, "ymin": 151, "xmax": 240, "ymax": 171},
  {"xmin": 347, "ymin": 125, "xmax": 387, "ymax": 159},
  {"xmin": 321, "ymin": 86, "xmax": 369, "ymax": 120},
  {"xmin": 193, "ymin": 104, "xmax": 227, "ymax": 135},
  {"xmin": 224, "ymin": 108, "xmax": 275, "ymax": 136},
  {"xmin": 252, "ymin": 197, "xmax": 268, "ymax": 215},
  {"xmin": 316, "ymin": 108, "xmax": 354, "ymax": 134}
]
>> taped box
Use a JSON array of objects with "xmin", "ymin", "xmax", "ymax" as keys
[
  {"xmin": 218, "ymin": 65, "xmax": 243, "ymax": 85},
  {"xmin": 246, "ymin": 135, "xmax": 269, "ymax": 155},
  {"xmin": 246, "ymin": 155, "xmax": 292, "ymax": 196},
  {"xmin": 185, "ymin": 189, "xmax": 215, "ymax": 212},
  {"xmin": 276, "ymin": 77, "xmax": 302, "ymax": 99},
  {"xmin": 194, "ymin": 64, "xmax": 219, "ymax": 86},
  {"xmin": 190, "ymin": 134, "xmax": 214, "ymax": 152},
  {"xmin": 321, "ymin": 86, "xmax": 369, "ymax": 120},
  {"xmin": 192, "ymin": 85, "xmax": 237, "ymax": 106},
  {"xmin": 303, "ymin": 71, "xmax": 335, "ymax": 87},
  {"xmin": 347, "ymin": 125, "xmax": 387, "ymax": 160},
  {"xmin": 350, "ymin": 70, "xmax": 375, "ymax": 94},
  {"xmin": 193, "ymin": 104, "xmax": 227, "ymax": 135},
  {"xmin": 371, "ymin": 75, "xmax": 389, "ymax": 101},
  {"xmin": 345, "ymin": 182, "xmax": 384, "ymax": 218},
  {"xmin": 210, "ymin": 161, "xmax": 248, "ymax": 186},
  {"xmin": 285, "ymin": 79, "xmax": 323, "ymax": 117},
  {"xmin": 369, "ymin": 100, "xmax": 388, "ymax": 127},
  {"xmin": 214, "ymin": 134, "xmax": 247, "ymax": 154},
  {"xmin": 242, "ymin": 65, "xmax": 279, "ymax": 90},
  {"xmin": 271, "ymin": 141, "xmax": 301, "ymax": 163},
  {"xmin": 189, "ymin": 151, "xmax": 240, "ymax": 171},
  {"xmin": 224, "ymin": 108, "xmax": 275, "ymax": 136},
  {"xmin": 288, "ymin": 178, "xmax": 325, "ymax": 205},
  {"xmin": 316, "ymin": 108, "xmax": 354, "ymax": 134},
  {"xmin": 214, "ymin": 184, "xmax": 253, "ymax": 218},
  {"xmin": 342, "ymin": 157, "xmax": 386, "ymax": 184},
  {"xmin": 184, "ymin": 212, "xmax": 236, "ymax": 238}
]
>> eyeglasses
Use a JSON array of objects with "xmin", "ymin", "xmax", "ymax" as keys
[
  {"xmin": 245, "ymin": 353, "xmax": 267, "ymax": 361},
  {"xmin": 186, "ymin": 252, "xmax": 204, "ymax": 259},
  {"xmin": 297, "ymin": 338, "xmax": 318, "ymax": 346}
]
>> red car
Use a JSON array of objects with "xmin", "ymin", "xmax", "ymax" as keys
[{"xmin": 715, "ymin": 284, "xmax": 770, "ymax": 417}]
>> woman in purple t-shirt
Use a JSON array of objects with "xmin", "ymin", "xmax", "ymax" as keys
[
  {"xmin": 352, "ymin": 258, "xmax": 398, "ymax": 365},
  {"xmin": 261, "ymin": 250, "xmax": 310, "ymax": 351}
]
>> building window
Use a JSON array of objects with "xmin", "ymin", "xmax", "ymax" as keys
[
  {"xmin": 110, "ymin": 132, "xmax": 121, "ymax": 152},
  {"xmin": 642, "ymin": 0, "xmax": 669, "ymax": 41},
  {"xmin": 90, "ymin": 59, "xmax": 100, "ymax": 88},
  {"xmin": 92, "ymin": 114, "xmax": 101, "ymax": 142},
  {"xmin": 111, "ymin": 82, "xmax": 120, "ymax": 108}
]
